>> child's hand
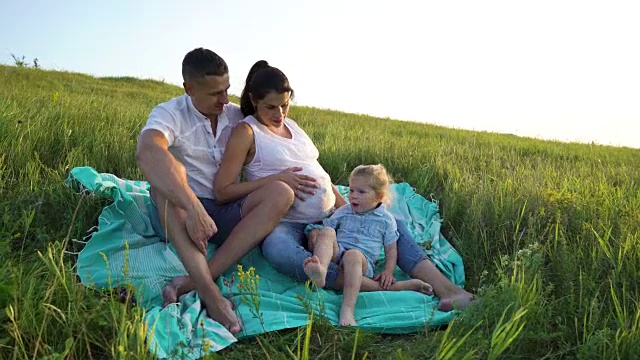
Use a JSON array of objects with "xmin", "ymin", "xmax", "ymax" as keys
[{"xmin": 374, "ymin": 271, "xmax": 396, "ymax": 290}]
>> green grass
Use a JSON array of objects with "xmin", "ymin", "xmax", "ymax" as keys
[{"xmin": 1, "ymin": 64, "xmax": 639, "ymax": 359}]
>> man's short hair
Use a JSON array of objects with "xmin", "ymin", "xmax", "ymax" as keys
[{"xmin": 182, "ymin": 48, "xmax": 228, "ymax": 82}]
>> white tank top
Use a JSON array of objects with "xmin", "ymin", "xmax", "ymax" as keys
[{"xmin": 242, "ymin": 115, "xmax": 335, "ymax": 223}]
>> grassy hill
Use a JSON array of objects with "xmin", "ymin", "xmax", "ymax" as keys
[{"xmin": 1, "ymin": 64, "xmax": 639, "ymax": 359}]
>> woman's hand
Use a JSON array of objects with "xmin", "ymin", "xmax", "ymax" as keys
[{"xmin": 276, "ymin": 167, "xmax": 319, "ymax": 200}]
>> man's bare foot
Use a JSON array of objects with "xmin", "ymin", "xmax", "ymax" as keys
[
  {"xmin": 204, "ymin": 297, "xmax": 242, "ymax": 335},
  {"xmin": 303, "ymin": 255, "xmax": 327, "ymax": 288},
  {"xmin": 438, "ymin": 291, "xmax": 475, "ymax": 312},
  {"xmin": 390, "ymin": 279, "xmax": 434, "ymax": 295},
  {"xmin": 162, "ymin": 275, "xmax": 190, "ymax": 307},
  {"xmin": 339, "ymin": 306, "xmax": 357, "ymax": 326}
]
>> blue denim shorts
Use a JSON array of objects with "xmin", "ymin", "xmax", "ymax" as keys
[{"xmin": 149, "ymin": 196, "xmax": 246, "ymax": 246}]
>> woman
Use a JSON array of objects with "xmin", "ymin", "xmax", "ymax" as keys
[{"xmin": 214, "ymin": 61, "xmax": 473, "ymax": 312}]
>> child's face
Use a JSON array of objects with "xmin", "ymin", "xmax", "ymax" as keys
[{"xmin": 348, "ymin": 176, "xmax": 383, "ymax": 214}]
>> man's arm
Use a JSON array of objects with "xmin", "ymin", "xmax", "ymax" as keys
[
  {"xmin": 136, "ymin": 129, "xmax": 199, "ymax": 211},
  {"xmin": 136, "ymin": 129, "xmax": 215, "ymax": 254}
]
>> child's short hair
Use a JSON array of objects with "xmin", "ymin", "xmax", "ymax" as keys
[{"xmin": 349, "ymin": 164, "xmax": 394, "ymax": 205}]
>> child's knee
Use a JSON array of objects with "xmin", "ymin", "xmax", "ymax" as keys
[
  {"xmin": 307, "ymin": 226, "xmax": 335, "ymax": 248},
  {"xmin": 342, "ymin": 250, "xmax": 369, "ymax": 273},
  {"xmin": 315, "ymin": 227, "xmax": 336, "ymax": 241},
  {"xmin": 342, "ymin": 249, "xmax": 365, "ymax": 263}
]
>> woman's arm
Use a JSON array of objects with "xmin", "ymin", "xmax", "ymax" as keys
[
  {"xmin": 332, "ymin": 184, "xmax": 348, "ymax": 208},
  {"xmin": 214, "ymin": 123, "xmax": 318, "ymax": 203},
  {"xmin": 214, "ymin": 123, "xmax": 274, "ymax": 202}
]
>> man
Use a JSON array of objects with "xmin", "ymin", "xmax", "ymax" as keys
[{"xmin": 136, "ymin": 48, "xmax": 302, "ymax": 334}]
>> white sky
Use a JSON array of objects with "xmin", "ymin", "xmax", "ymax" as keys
[{"xmin": 2, "ymin": 0, "xmax": 639, "ymax": 148}]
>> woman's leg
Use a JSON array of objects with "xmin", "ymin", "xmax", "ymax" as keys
[
  {"xmin": 260, "ymin": 222, "xmax": 308, "ymax": 280},
  {"xmin": 261, "ymin": 222, "xmax": 342, "ymax": 288},
  {"xmin": 333, "ymin": 272, "xmax": 433, "ymax": 294},
  {"xmin": 395, "ymin": 219, "xmax": 474, "ymax": 311}
]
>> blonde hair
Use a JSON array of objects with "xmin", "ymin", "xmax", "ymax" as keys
[{"xmin": 349, "ymin": 164, "xmax": 394, "ymax": 205}]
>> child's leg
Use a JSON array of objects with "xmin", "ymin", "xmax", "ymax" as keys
[
  {"xmin": 339, "ymin": 249, "xmax": 368, "ymax": 326},
  {"xmin": 304, "ymin": 226, "xmax": 338, "ymax": 288}
]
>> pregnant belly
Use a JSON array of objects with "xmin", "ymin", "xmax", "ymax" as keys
[{"xmin": 284, "ymin": 166, "xmax": 336, "ymax": 223}]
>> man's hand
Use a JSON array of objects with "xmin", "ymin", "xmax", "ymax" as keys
[
  {"xmin": 185, "ymin": 203, "xmax": 217, "ymax": 256},
  {"xmin": 374, "ymin": 270, "xmax": 396, "ymax": 290}
]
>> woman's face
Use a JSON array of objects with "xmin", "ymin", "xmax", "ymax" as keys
[{"xmin": 253, "ymin": 91, "xmax": 291, "ymax": 127}]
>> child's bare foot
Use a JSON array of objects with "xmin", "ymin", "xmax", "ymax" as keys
[
  {"xmin": 438, "ymin": 291, "xmax": 475, "ymax": 312},
  {"xmin": 303, "ymin": 255, "xmax": 327, "ymax": 288},
  {"xmin": 204, "ymin": 297, "xmax": 242, "ymax": 335},
  {"xmin": 390, "ymin": 279, "xmax": 434, "ymax": 295},
  {"xmin": 339, "ymin": 306, "xmax": 357, "ymax": 326},
  {"xmin": 162, "ymin": 275, "xmax": 190, "ymax": 307}
]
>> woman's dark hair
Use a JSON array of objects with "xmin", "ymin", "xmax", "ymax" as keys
[{"xmin": 240, "ymin": 60, "xmax": 294, "ymax": 116}]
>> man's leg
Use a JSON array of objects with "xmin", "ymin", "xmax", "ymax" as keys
[
  {"xmin": 168, "ymin": 181, "xmax": 294, "ymax": 296},
  {"xmin": 151, "ymin": 188, "xmax": 241, "ymax": 334},
  {"xmin": 395, "ymin": 220, "xmax": 474, "ymax": 311}
]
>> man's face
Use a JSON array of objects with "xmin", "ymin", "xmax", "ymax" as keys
[{"xmin": 184, "ymin": 74, "xmax": 230, "ymax": 118}]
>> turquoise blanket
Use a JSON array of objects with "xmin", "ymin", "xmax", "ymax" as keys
[{"xmin": 66, "ymin": 166, "xmax": 466, "ymax": 359}]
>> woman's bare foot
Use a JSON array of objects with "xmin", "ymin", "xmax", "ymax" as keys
[
  {"xmin": 303, "ymin": 255, "xmax": 328, "ymax": 288},
  {"xmin": 390, "ymin": 279, "xmax": 434, "ymax": 295},
  {"xmin": 438, "ymin": 291, "xmax": 475, "ymax": 312},
  {"xmin": 339, "ymin": 306, "xmax": 357, "ymax": 326},
  {"xmin": 204, "ymin": 297, "xmax": 242, "ymax": 335},
  {"xmin": 161, "ymin": 275, "xmax": 190, "ymax": 307}
]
